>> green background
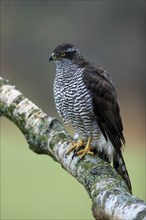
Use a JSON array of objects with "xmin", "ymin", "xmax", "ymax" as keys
[{"xmin": 1, "ymin": 1, "xmax": 145, "ymax": 219}]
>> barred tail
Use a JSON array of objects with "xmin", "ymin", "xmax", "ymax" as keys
[{"xmin": 113, "ymin": 152, "xmax": 132, "ymax": 194}]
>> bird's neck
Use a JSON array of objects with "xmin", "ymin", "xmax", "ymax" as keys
[{"xmin": 55, "ymin": 60, "xmax": 81, "ymax": 79}]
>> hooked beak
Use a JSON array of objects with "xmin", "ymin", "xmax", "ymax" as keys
[{"xmin": 49, "ymin": 52, "xmax": 56, "ymax": 62}]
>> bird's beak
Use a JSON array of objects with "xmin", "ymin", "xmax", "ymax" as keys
[
  {"xmin": 49, "ymin": 52, "xmax": 56, "ymax": 62},
  {"xmin": 49, "ymin": 54, "xmax": 53, "ymax": 62}
]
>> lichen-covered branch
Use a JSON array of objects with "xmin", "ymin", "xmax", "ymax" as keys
[{"xmin": 0, "ymin": 76, "xmax": 146, "ymax": 220}]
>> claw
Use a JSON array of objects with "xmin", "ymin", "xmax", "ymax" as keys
[
  {"xmin": 66, "ymin": 138, "xmax": 84, "ymax": 155},
  {"xmin": 77, "ymin": 136, "xmax": 93, "ymax": 159},
  {"xmin": 66, "ymin": 137, "xmax": 94, "ymax": 159}
]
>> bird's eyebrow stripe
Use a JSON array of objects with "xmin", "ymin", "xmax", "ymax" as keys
[{"xmin": 66, "ymin": 47, "xmax": 77, "ymax": 52}]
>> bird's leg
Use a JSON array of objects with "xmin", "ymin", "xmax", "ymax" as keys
[
  {"xmin": 66, "ymin": 138, "xmax": 84, "ymax": 155},
  {"xmin": 77, "ymin": 136, "xmax": 94, "ymax": 159}
]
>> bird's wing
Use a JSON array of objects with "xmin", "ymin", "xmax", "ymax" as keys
[{"xmin": 83, "ymin": 65, "xmax": 125, "ymax": 153}]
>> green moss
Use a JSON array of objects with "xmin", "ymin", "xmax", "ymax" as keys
[{"xmin": 58, "ymin": 132, "xmax": 68, "ymax": 140}]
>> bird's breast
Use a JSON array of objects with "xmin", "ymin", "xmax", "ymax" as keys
[{"xmin": 54, "ymin": 69, "xmax": 94, "ymax": 125}]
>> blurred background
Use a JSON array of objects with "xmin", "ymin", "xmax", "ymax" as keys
[{"xmin": 1, "ymin": 1, "xmax": 145, "ymax": 219}]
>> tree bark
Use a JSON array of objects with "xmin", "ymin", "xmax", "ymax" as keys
[{"xmin": 0, "ymin": 76, "xmax": 146, "ymax": 220}]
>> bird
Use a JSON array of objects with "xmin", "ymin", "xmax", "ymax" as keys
[{"xmin": 49, "ymin": 43, "xmax": 132, "ymax": 193}]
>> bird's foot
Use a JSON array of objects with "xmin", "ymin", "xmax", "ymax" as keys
[
  {"xmin": 77, "ymin": 137, "xmax": 94, "ymax": 159},
  {"xmin": 66, "ymin": 137, "xmax": 94, "ymax": 159},
  {"xmin": 66, "ymin": 138, "xmax": 84, "ymax": 155}
]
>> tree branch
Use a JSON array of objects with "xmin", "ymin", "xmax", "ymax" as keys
[{"xmin": 0, "ymin": 76, "xmax": 146, "ymax": 220}]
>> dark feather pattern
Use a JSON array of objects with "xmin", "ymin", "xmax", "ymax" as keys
[
  {"xmin": 82, "ymin": 63, "xmax": 132, "ymax": 193},
  {"xmin": 82, "ymin": 65, "xmax": 125, "ymax": 154}
]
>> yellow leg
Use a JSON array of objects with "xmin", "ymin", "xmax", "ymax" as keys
[
  {"xmin": 77, "ymin": 136, "xmax": 93, "ymax": 159},
  {"xmin": 66, "ymin": 138, "xmax": 84, "ymax": 155}
]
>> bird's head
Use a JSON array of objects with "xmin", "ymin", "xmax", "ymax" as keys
[{"xmin": 49, "ymin": 43, "xmax": 79, "ymax": 63}]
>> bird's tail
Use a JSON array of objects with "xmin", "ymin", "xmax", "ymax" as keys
[{"xmin": 113, "ymin": 152, "xmax": 132, "ymax": 194}]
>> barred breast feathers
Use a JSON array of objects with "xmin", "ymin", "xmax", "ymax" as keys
[{"xmin": 53, "ymin": 60, "xmax": 84, "ymax": 124}]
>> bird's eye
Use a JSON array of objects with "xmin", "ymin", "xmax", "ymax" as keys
[{"xmin": 60, "ymin": 52, "xmax": 65, "ymax": 57}]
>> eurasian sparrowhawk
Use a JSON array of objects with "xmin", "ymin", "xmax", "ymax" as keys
[{"xmin": 49, "ymin": 43, "xmax": 132, "ymax": 193}]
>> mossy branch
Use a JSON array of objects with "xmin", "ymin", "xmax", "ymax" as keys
[{"xmin": 0, "ymin": 76, "xmax": 146, "ymax": 220}]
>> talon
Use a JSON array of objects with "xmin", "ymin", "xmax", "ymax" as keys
[
  {"xmin": 66, "ymin": 136, "xmax": 94, "ymax": 159},
  {"xmin": 66, "ymin": 138, "xmax": 84, "ymax": 155},
  {"xmin": 77, "ymin": 136, "xmax": 93, "ymax": 159}
]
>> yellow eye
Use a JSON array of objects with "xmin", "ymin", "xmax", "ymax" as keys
[{"xmin": 60, "ymin": 52, "xmax": 65, "ymax": 57}]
